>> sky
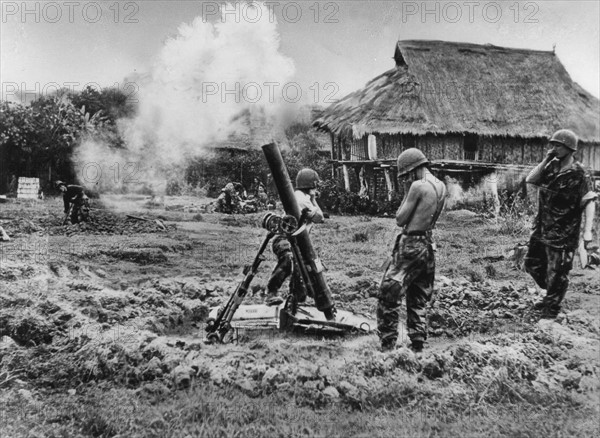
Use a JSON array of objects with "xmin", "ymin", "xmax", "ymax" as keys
[{"xmin": 1, "ymin": 0, "xmax": 599, "ymax": 106}]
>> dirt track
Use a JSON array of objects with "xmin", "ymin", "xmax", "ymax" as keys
[{"xmin": 1, "ymin": 196, "xmax": 599, "ymax": 437}]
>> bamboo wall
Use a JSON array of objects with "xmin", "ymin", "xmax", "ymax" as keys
[
  {"xmin": 579, "ymin": 142, "xmax": 600, "ymax": 173},
  {"xmin": 334, "ymin": 133, "xmax": 592, "ymax": 167},
  {"xmin": 332, "ymin": 132, "xmax": 599, "ymax": 201}
]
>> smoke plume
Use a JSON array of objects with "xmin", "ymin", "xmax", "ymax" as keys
[{"xmin": 76, "ymin": 2, "xmax": 296, "ymax": 193}]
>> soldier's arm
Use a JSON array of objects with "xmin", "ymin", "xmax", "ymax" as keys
[
  {"xmin": 526, "ymin": 153, "xmax": 555, "ymax": 186},
  {"xmin": 582, "ymin": 201, "xmax": 596, "ymax": 243},
  {"xmin": 307, "ymin": 195, "xmax": 324, "ymax": 223},
  {"xmin": 396, "ymin": 182, "xmax": 421, "ymax": 227},
  {"xmin": 582, "ymin": 192, "xmax": 597, "ymax": 242},
  {"xmin": 295, "ymin": 192, "xmax": 324, "ymax": 224}
]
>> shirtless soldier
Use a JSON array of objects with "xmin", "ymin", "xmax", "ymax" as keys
[{"xmin": 378, "ymin": 148, "xmax": 447, "ymax": 352}]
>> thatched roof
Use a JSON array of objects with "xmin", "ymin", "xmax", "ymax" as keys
[{"xmin": 314, "ymin": 40, "xmax": 600, "ymax": 142}]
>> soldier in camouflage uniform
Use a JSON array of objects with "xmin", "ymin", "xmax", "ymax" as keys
[
  {"xmin": 525, "ymin": 129, "xmax": 597, "ymax": 318},
  {"xmin": 378, "ymin": 149, "xmax": 447, "ymax": 353}
]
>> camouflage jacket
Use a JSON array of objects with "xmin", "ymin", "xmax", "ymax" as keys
[{"xmin": 533, "ymin": 160, "xmax": 596, "ymax": 249}]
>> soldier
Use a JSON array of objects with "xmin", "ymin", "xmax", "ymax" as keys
[
  {"xmin": 56, "ymin": 181, "xmax": 89, "ymax": 224},
  {"xmin": 524, "ymin": 129, "xmax": 597, "ymax": 318},
  {"xmin": 378, "ymin": 149, "xmax": 447, "ymax": 353},
  {"xmin": 265, "ymin": 168, "xmax": 336, "ymax": 320},
  {"xmin": 215, "ymin": 182, "xmax": 245, "ymax": 214},
  {"xmin": 251, "ymin": 177, "xmax": 268, "ymax": 208}
]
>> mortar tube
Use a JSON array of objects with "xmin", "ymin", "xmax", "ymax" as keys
[{"xmin": 262, "ymin": 143, "xmax": 335, "ymax": 313}]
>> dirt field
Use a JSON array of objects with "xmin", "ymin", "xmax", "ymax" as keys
[{"xmin": 1, "ymin": 195, "xmax": 599, "ymax": 438}]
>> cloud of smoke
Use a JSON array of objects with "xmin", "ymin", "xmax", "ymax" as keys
[
  {"xmin": 76, "ymin": 2, "xmax": 296, "ymax": 194},
  {"xmin": 124, "ymin": 1, "xmax": 295, "ymax": 159}
]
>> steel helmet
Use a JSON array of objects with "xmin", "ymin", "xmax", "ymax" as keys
[
  {"xmin": 396, "ymin": 148, "xmax": 429, "ymax": 177},
  {"xmin": 295, "ymin": 168, "xmax": 320, "ymax": 190},
  {"xmin": 55, "ymin": 180, "xmax": 66, "ymax": 188},
  {"xmin": 549, "ymin": 129, "xmax": 578, "ymax": 151}
]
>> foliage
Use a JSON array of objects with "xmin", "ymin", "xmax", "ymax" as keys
[
  {"xmin": 496, "ymin": 190, "xmax": 535, "ymax": 237},
  {"xmin": 317, "ymin": 177, "xmax": 402, "ymax": 216},
  {"xmin": 0, "ymin": 97, "xmax": 107, "ymax": 190},
  {"xmin": 182, "ymin": 123, "xmax": 331, "ymax": 198},
  {"xmin": 69, "ymin": 85, "xmax": 136, "ymax": 124},
  {"xmin": 179, "ymin": 122, "xmax": 407, "ymax": 216},
  {"xmin": 0, "ymin": 87, "xmax": 134, "ymax": 192}
]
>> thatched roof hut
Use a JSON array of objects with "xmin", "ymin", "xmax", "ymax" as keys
[
  {"xmin": 314, "ymin": 40, "xmax": 600, "ymax": 142},
  {"xmin": 313, "ymin": 40, "xmax": 600, "ymax": 201}
]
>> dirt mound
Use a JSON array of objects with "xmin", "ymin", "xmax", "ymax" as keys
[
  {"xmin": 428, "ymin": 277, "xmax": 541, "ymax": 338},
  {"xmin": 101, "ymin": 248, "xmax": 168, "ymax": 265}
]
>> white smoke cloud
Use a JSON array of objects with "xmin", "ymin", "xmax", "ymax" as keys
[
  {"xmin": 75, "ymin": 2, "xmax": 297, "ymax": 194},
  {"xmin": 123, "ymin": 2, "xmax": 295, "ymax": 161}
]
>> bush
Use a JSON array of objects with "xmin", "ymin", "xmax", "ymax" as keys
[
  {"xmin": 183, "ymin": 126, "xmax": 331, "ymax": 199},
  {"xmin": 317, "ymin": 178, "xmax": 402, "ymax": 216},
  {"xmin": 497, "ymin": 190, "xmax": 535, "ymax": 237}
]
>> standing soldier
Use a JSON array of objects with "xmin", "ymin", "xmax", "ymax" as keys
[
  {"xmin": 524, "ymin": 129, "xmax": 597, "ymax": 318},
  {"xmin": 378, "ymin": 149, "xmax": 447, "ymax": 352},
  {"xmin": 265, "ymin": 168, "xmax": 336, "ymax": 320}
]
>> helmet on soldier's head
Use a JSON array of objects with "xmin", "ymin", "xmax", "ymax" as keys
[
  {"xmin": 550, "ymin": 129, "xmax": 578, "ymax": 151},
  {"xmin": 396, "ymin": 148, "xmax": 429, "ymax": 177},
  {"xmin": 296, "ymin": 168, "xmax": 320, "ymax": 190},
  {"xmin": 55, "ymin": 180, "xmax": 66, "ymax": 188}
]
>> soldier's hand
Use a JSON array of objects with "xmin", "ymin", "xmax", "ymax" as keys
[{"xmin": 545, "ymin": 149, "xmax": 558, "ymax": 160}]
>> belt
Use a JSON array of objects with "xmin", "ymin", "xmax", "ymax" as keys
[{"xmin": 403, "ymin": 230, "xmax": 432, "ymax": 236}]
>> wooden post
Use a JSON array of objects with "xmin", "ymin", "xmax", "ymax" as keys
[
  {"xmin": 384, "ymin": 169, "xmax": 394, "ymax": 201},
  {"xmin": 373, "ymin": 168, "xmax": 378, "ymax": 200},
  {"xmin": 342, "ymin": 164, "xmax": 351, "ymax": 191},
  {"xmin": 330, "ymin": 132, "xmax": 335, "ymax": 160}
]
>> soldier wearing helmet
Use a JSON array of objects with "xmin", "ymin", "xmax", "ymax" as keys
[
  {"xmin": 55, "ymin": 180, "xmax": 89, "ymax": 224},
  {"xmin": 524, "ymin": 129, "xmax": 597, "ymax": 318},
  {"xmin": 214, "ymin": 182, "xmax": 246, "ymax": 214},
  {"xmin": 265, "ymin": 168, "xmax": 333, "ymax": 318},
  {"xmin": 378, "ymin": 148, "xmax": 447, "ymax": 353}
]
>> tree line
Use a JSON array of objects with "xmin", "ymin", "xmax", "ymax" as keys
[{"xmin": 0, "ymin": 86, "xmax": 135, "ymax": 193}]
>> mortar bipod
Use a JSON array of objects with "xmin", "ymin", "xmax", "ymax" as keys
[{"xmin": 204, "ymin": 213, "xmax": 299, "ymax": 344}]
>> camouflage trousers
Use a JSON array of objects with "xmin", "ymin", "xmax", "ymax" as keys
[
  {"xmin": 267, "ymin": 236, "xmax": 307, "ymax": 302},
  {"xmin": 378, "ymin": 234, "xmax": 435, "ymax": 348},
  {"xmin": 524, "ymin": 234, "xmax": 574, "ymax": 315}
]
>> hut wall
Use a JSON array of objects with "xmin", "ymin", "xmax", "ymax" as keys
[
  {"xmin": 354, "ymin": 133, "xmax": 565, "ymax": 167},
  {"xmin": 376, "ymin": 133, "xmax": 462, "ymax": 161},
  {"xmin": 341, "ymin": 138, "xmax": 351, "ymax": 160},
  {"xmin": 579, "ymin": 142, "xmax": 600, "ymax": 173},
  {"xmin": 523, "ymin": 138, "xmax": 541, "ymax": 165},
  {"xmin": 350, "ymin": 136, "xmax": 369, "ymax": 161},
  {"xmin": 441, "ymin": 135, "xmax": 463, "ymax": 160},
  {"xmin": 372, "ymin": 170, "xmax": 388, "ymax": 202}
]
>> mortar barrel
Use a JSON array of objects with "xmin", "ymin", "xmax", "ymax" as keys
[{"xmin": 261, "ymin": 143, "xmax": 334, "ymax": 312}]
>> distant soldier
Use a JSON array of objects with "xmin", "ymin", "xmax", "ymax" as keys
[
  {"xmin": 8, "ymin": 175, "xmax": 17, "ymax": 192},
  {"xmin": 265, "ymin": 168, "xmax": 336, "ymax": 320},
  {"xmin": 56, "ymin": 181, "xmax": 89, "ymax": 224},
  {"xmin": 378, "ymin": 149, "xmax": 447, "ymax": 353},
  {"xmin": 524, "ymin": 129, "xmax": 597, "ymax": 318},
  {"xmin": 215, "ymin": 182, "xmax": 245, "ymax": 214},
  {"xmin": 251, "ymin": 177, "xmax": 268, "ymax": 208}
]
